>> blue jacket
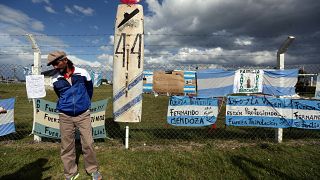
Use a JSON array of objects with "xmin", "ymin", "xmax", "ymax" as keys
[{"xmin": 52, "ymin": 67, "xmax": 93, "ymax": 116}]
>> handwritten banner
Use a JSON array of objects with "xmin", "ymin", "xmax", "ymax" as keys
[
  {"xmin": 226, "ymin": 96, "xmax": 320, "ymax": 129},
  {"xmin": 167, "ymin": 96, "xmax": 219, "ymax": 127},
  {"xmin": 33, "ymin": 99, "xmax": 108, "ymax": 139},
  {"xmin": 291, "ymin": 99, "xmax": 320, "ymax": 129},
  {"xmin": 226, "ymin": 96, "xmax": 292, "ymax": 128}
]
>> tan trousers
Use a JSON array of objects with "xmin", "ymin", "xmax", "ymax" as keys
[{"xmin": 59, "ymin": 110, "xmax": 98, "ymax": 178}]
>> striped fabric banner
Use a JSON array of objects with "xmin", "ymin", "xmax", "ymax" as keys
[
  {"xmin": 167, "ymin": 96, "xmax": 219, "ymax": 127},
  {"xmin": 263, "ymin": 69, "xmax": 298, "ymax": 96},
  {"xmin": 90, "ymin": 71, "xmax": 102, "ymax": 87},
  {"xmin": 315, "ymin": 75, "xmax": 320, "ymax": 98},
  {"xmin": 0, "ymin": 98, "xmax": 15, "ymax": 136},
  {"xmin": 184, "ymin": 71, "xmax": 196, "ymax": 94},
  {"xmin": 34, "ymin": 99, "xmax": 108, "ymax": 139},
  {"xmin": 143, "ymin": 70, "xmax": 153, "ymax": 92},
  {"xmin": 291, "ymin": 99, "xmax": 320, "ymax": 129},
  {"xmin": 197, "ymin": 69, "xmax": 235, "ymax": 97},
  {"xmin": 226, "ymin": 96, "xmax": 320, "ymax": 129},
  {"xmin": 226, "ymin": 96, "xmax": 292, "ymax": 128}
]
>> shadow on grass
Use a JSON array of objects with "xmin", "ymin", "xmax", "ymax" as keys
[
  {"xmin": 1, "ymin": 158, "xmax": 51, "ymax": 180},
  {"xmin": 230, "ymin": 155, "xmax": 295, "ymax": 179}
]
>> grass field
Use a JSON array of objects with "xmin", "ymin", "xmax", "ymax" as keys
[{"xmin": 1, "ymin": 83, "xmax": 320, "ymax": 179}]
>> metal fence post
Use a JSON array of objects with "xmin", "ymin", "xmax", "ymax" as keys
[
  {"xmin": 125, "ymin": 125, "xmax": 129, "ymax": 149},
  {"xmin": 26, "ymin": 34, "xmax": 42, "ymax": 142},
  {"xmin": 276, "ymin": 36, "xmax": 295, "ymax": 143}
]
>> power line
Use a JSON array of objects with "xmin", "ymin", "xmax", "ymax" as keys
[
  {"xmin": 0, "ymin": 52, "xmax": 318, "ymax": 57},
  {"xmin": 0, "ymin": 33, "xmax": 319, "ymax": 39},
  {"xmin": 0, "ymin": 44, "xmax": 318, "ymax": 48}
]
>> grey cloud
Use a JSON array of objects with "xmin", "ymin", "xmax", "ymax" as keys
[{"xmin": 144, "ymin": 0, "xmax": 320, "ymax": 66}]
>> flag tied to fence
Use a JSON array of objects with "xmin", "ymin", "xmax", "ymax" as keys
[
  {"xmin": 0, "ymin": 98, "xmax": 16, "ymax": 136},
  {"xmin": 197, "ymin": 69, "xmax": 298, "ymax": 97},
  {"xmin": 226, "ymin": 95, "xmax": 320, "ymax": 129},
  {"xmin": 167, "ymin": 96, "xmax": 219, "ymax": 127},
  {"xmin": 197, "ymin": 69, "xmax": 235, "ymax": 97},
  {"xmin": 33, "ymin": 99, "xmax": 108, "ymax": 139},
  {"xmin": 263, "ymin": 69, "xmax": 298, "ymax": 96},
  {"xmin": 315, "ymin": 74, "xmax": 320, "ymax": 99}
]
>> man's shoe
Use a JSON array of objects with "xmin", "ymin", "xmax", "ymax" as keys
[
  {"xmin": 66, "ymin": 172, "xmax": 79, "ymax": 180},
  {"xmin": 91, "ymin": 171, "xmax": 102, "ymax": 180}
]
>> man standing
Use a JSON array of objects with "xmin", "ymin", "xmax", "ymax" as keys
[{"xmin": 47, "ymin": 51, "xmax": 102, "ymax": 180}]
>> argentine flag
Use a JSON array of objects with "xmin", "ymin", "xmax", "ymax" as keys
[
  {"xmin": 0, "ymin": 98, "xmax": 15, "ymax": 136},
  {"xmin": 197, "ymin": 69, "xmax": 235, "ymax": 97},
  {"xmin": 143, "ymin": 70, "xmax": 153, "ymax": 92},
  {"xmin": 184, "ymin": 71, "xmax": 196, "ymax": 94},
  {"xmin": 263, "ymin": 69, "xmax": 298, "ymax": 96}
]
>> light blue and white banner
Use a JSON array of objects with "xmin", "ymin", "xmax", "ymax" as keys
[
  {"xmin": 226, "ymin": 96, "xmax": 292, "ymax": 128},
  {"xmin": 197, "ymin": 69, "xmax": 235, "ymax": 97},
  {"xmin": 184, "ymin": 71, "xmax": 196, "ymax": 94},
  {"xmin": 91, "ymin": 71, "xmax": 102, "ymax": 87},
  {"xmin": 291, "ymin": 99, "xmax": 320, "ymax": 129},
  {"xmin": 226, "ymin": 96, "xmax": 320, "ymax": 129},
  {"xmin": 143, "ymin": 70, "xmax": 153, "ymax": 92},
  {"xmin": 315, "ymin": 75, "xmax": 320, "ymax": 99},
  {"xmin": 0, "ymin": 98, "xmax": 16, "ymax": 136},
  {"xmin": 263, "ymin": 69, "xmax": 298, "ymax": 96},
  {"xmin": 34, "ymin": 98, "xmax": 108, "ymax": 139},
  {"xmin": 23, "ymin": 66, "xmax": 32, "ymax": 76},
  {"xmin": 167, "ymin": 96, "xmax": 219, "ymax": 127}
]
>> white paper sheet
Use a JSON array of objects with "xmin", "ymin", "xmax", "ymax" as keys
[{"xmin": 26, "ymin": 75, "xmax": 46, "ymax": 99}]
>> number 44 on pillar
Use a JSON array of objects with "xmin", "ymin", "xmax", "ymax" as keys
[{"xmin": 113, "ymin": 1, "xmax": 144, "ymax": 123}]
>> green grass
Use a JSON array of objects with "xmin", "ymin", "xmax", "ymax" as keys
[
  {"xmin": 0, "ymin": 141, "xmax": 320, "ymax": 179},
  {"xmin": 1, "ymin": 83, "xmax": 320, "ymax": 179}
]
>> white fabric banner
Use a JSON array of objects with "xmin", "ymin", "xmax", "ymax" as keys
[{"xmin": 233, "ymin": 69, "xmax": 263, "ymax": 93}]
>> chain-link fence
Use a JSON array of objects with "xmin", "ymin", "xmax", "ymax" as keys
[{"xmin": 0, "ymin": 63, "xmax": 320, "ymax": 145}]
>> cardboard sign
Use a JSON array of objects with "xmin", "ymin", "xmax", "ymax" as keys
[{"xmin": 153, "ymin": 71, "xmax": 184, "ymax": 95}]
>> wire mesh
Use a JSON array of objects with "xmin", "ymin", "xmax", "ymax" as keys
[{"xmin": 0, "ymin": 63, "xmax": 319, "ymax": 144}]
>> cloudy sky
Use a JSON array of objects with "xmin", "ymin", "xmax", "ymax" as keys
[{"xmin": 0, "ymin": 0, "xmax": 320, "ymax": 69}]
